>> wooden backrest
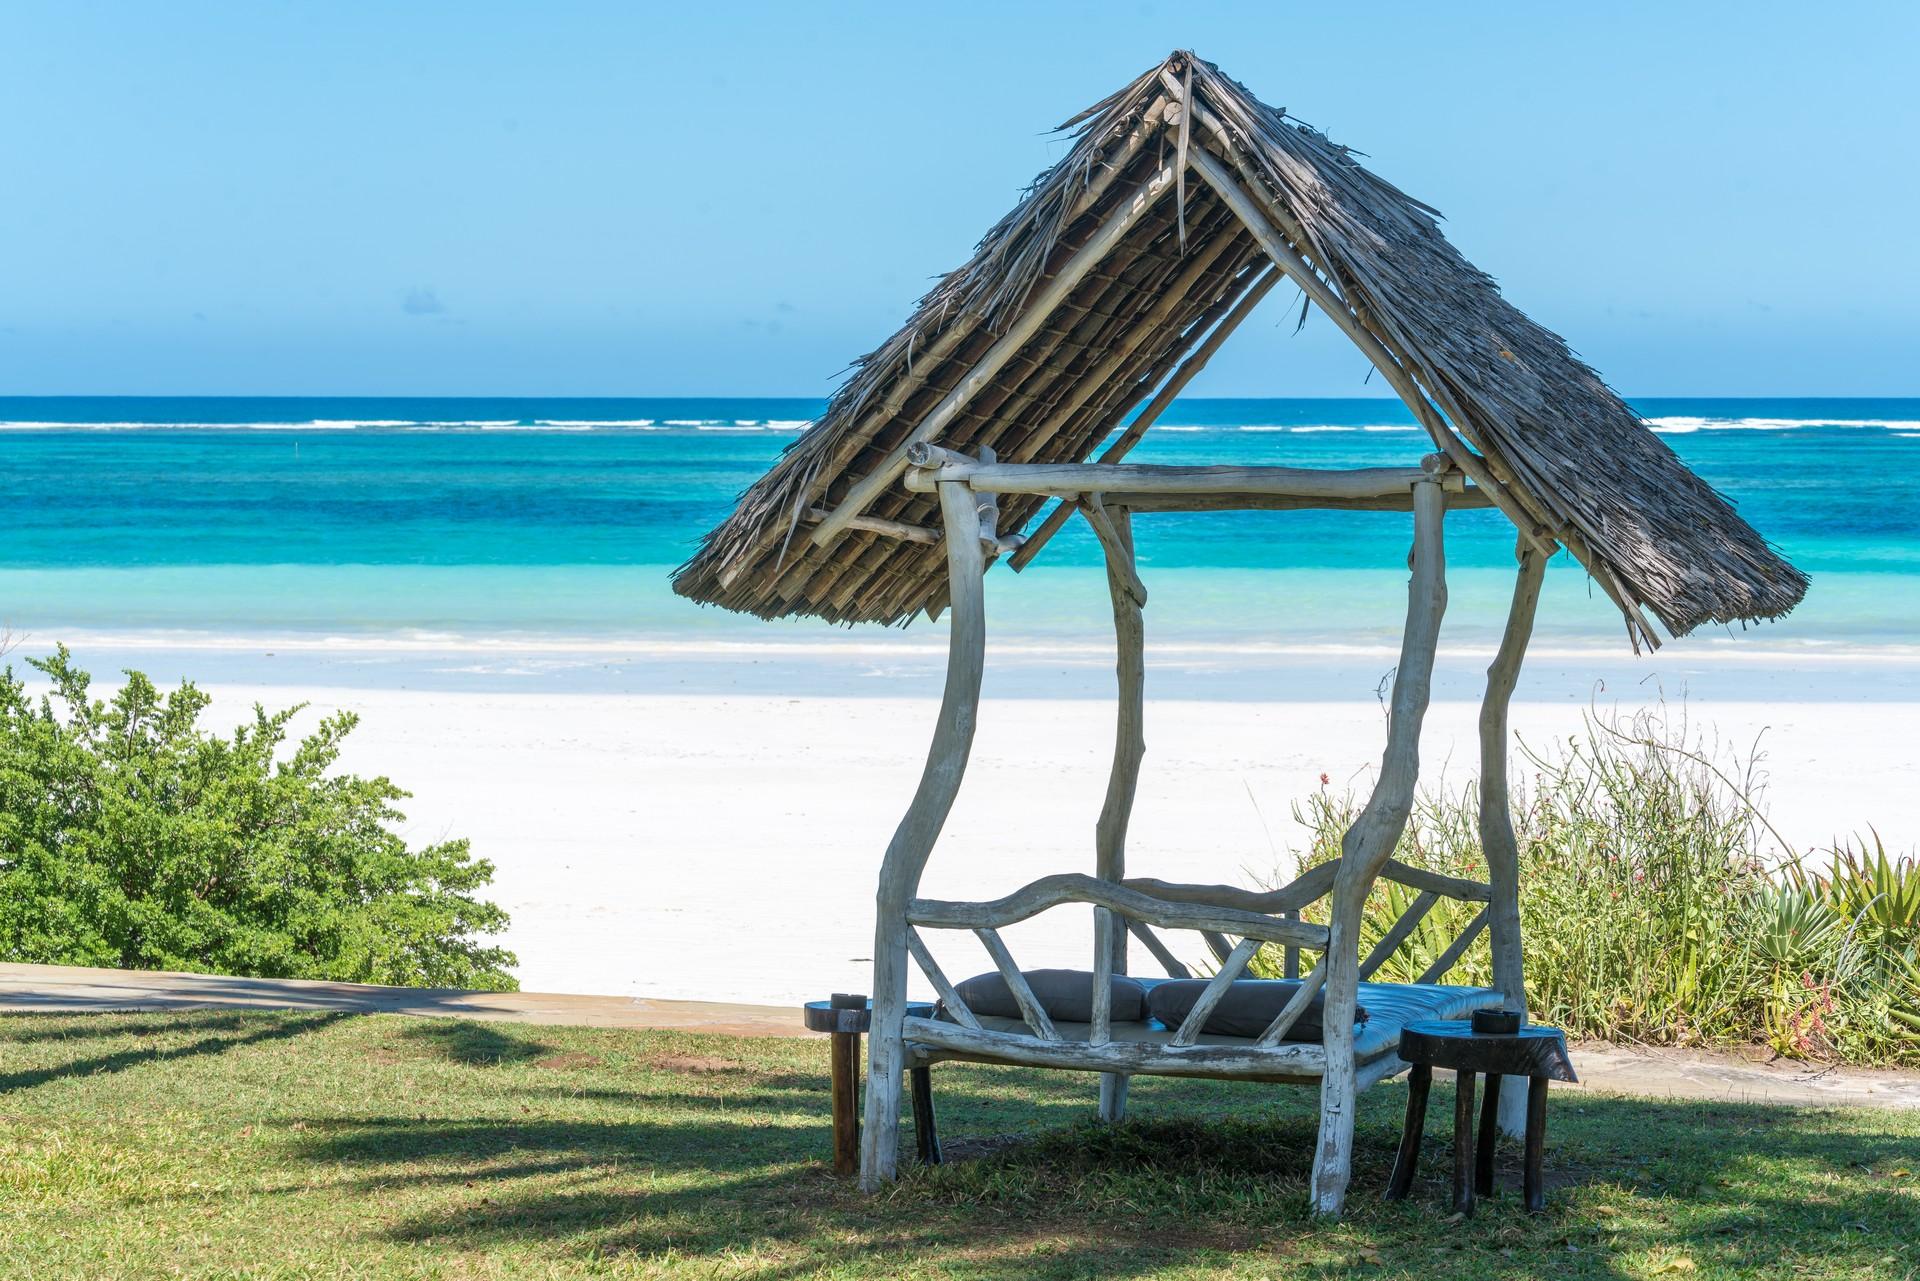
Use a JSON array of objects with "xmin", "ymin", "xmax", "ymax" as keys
[{"xmin": 901, "ymin": 859, "xmax": 1489, "ymax": 1049}]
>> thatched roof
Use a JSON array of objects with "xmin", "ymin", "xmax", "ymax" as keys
[{"xmin": 673, "ymin": 52, "xmax": 1806, "ymax": 644}]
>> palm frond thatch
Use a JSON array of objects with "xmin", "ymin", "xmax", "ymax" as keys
[{"xmin": 672, "ymin": 52, "xmax": 1807, "ymax": 642}]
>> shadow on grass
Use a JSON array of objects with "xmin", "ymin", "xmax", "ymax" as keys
[
  {"xmin": 295, "ymin": 1113, "xmax": 1196, "ymax": 1279},
  {"xmin": 0, "ymin": 1009, "xmax": 263, "ymax": 1043},
  {"xmin": 283, "ymin": 1064, "xmax": 1920, "ymax": 1278},
  {"xmin": 0, "ymin": 1009, "xmax": 348, "ymax": 1093},
  {"xmin": 395, "ymin": 1019, "xmax": 556, "ymax": 1067}
]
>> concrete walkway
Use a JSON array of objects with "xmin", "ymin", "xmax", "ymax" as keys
[
  {"xmin": 0, "ymin": 962, "xmax": 795, "ymax": 1037},
  {"xmin": 5, "ymin": 962, "xmax": 1917, "ymax": 1110}
]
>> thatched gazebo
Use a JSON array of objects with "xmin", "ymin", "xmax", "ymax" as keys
[{"xmin": 675, "ymin": 52, "xmax": 1806, "ymax": 1215}]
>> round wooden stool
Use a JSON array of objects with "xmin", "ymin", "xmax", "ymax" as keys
[
  {"xmin": 802, "ymin": 995, "xmax": 938, "ymax": 1175},
  {"xmin": 1385, "ymin": 1014, "xmax": 1576, "ymax": 1214}
]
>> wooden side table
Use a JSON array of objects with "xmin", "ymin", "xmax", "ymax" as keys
[
  {"xmin": 1384, "ymin": 1017, "xmax": 1577, "ymax": 1214},
  {"xmin": 801, "ymin": 995, "xmax": 938, "ymax": 1175}
]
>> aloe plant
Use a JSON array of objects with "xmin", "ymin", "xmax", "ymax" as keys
[
  {"xmin": 1801, "ymin": 835, "xmax": 1920, "ymax": 1032},
  {"xmin": 1815, "ymin": 834, "xmax": 1920, "ymax": 944},
  {"xmin": 1754, "ymin": 888, "xmax": 1843, "ymax": 970}
]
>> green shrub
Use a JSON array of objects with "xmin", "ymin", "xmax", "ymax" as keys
[
  {"xmin": 1261, "ymin": 707, "xmax": 1920, "ymax": 1066},
  {"xmin": 0, "ymin": 648, "xmax": 517, "ymax": 990}
]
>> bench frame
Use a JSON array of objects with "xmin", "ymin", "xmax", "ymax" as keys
[{"xmin": 857, "ymin": 449, "xmax": 1545, "ymax": 1218}]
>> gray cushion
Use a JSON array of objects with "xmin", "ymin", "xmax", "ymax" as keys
[
  {"xmin": 953, "ymin": 969, "xmax": 1148, "ymax": 1024},
  {"xmin": 950, "ymin": 984, "xmax": 1501, "ymax": 1067},
  {"xmin": 1147, "ymin": 979, "xmax": 1369, "ymax": 1042}
]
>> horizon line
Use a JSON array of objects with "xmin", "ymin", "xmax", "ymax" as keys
[{"xmin": 3, "ymin": 392, "xmax": 1915, "ymax": 402}]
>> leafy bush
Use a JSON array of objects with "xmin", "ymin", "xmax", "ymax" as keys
[
  {"xmin": 0, "ymin": 648, "xmax": 518, "ymax": 990},
  {"xmin": 1262, "ymin": 706, "xmax": 1920, "ymax": 1065}
]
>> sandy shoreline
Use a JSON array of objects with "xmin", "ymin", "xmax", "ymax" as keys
[
  {"xmin": 14, "ymin": 630, "xmax": 1918, "ymax": 1007},
  {"xmin": 103, "ymin": 662, "xmax": 1901, "ymax": 1009}
]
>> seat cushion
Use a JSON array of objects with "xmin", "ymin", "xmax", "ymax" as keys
[
  {"xmin": 942, "ymin": 982, "xmax": 1503, "ymax": 1067},
  {"xmin": 1349, "ymin": 982, "xmax": 1503, "ymax": 1060},
  {"xmin": 1147, "ymin": 978, "xmax": 1368, "ymax": 1042},
  {"xmin": 953, "ymin": 969, "xmax": 1149, "ymax": 1024}
]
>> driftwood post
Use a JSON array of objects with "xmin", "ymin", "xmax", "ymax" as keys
[
  {"xmin": 1311, "ymin": 476, "xmax": 1450, "ymax": 1216},
  {"xmin": 859, "ymin": 476, "xmax": 988, "ymax": 1190},
  {"xmin": 827, "ymin": 993, "xmax": 865, "ymax": 1176},
  {"xmin": 1479, "ymin": 538, "xmax": 1545, "ymax": 1136},
  {"xmin": 1092, "ymin": 501, "xmax": 1144, "ymax": 1120}
]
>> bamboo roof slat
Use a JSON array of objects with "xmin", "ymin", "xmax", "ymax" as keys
[
  {"xmin": 813, "ymin": 203, "xmax": 1245, "ymax": 618},
  {"xmin": 1010, "ymin": 261, "xmax": 1280, "ymax": 570}
]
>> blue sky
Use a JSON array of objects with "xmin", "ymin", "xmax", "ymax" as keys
[{"xmin": 1, "ymin": 2, "xmax": 1914, "ymax": 397}]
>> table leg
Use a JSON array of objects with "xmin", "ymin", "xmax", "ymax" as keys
[
  {"xmin": 1524, "ymin": 1075, "xmax": 1549, "ymax": 1212},
  {"xmin": 1476, "ymin": 1071, "xmax": 1502, "ymax": 1196},
  {"xmin": 829, "ymin": 1029, "xmax": 860, "ymax": 1176},
  {"xmin": 1385, "ymin": 1063, "xmax": 1431, "ymax": 1200},
  {"xmin": 910, "ymin": 1065, "xmax": 941, "ymax": 1165},
  {"xmin": 1453, "ymin": 1069, "xmax": 1477, "ymax": 1216}
]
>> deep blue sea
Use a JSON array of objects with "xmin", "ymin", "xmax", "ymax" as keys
[{"xmin": 3, "ymin": 396, "xmax": 1915, "ymax": 655}]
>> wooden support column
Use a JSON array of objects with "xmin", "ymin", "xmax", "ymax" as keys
[
  {"xmin": 828, "ymin": 996, "xmax": 863, "ymax": 1176},
  {"xmin": 859, "ymin": 476, "xmax": 988, "ymax": 1190},
  {"xmin": 1311, "ymin": 478, "xmax": 1450, "ymax": 1217},
  {"xmin": 1480, "ymin": 538, "xmax": 1545, "ymax": 1137},
  {"xmin": 915, "ymin": 460, "xmax": 1458, "ymax": 502},
  {"xmin": 1093, "ymin": 501, "xmax": 1144, "ymax": 1121}
]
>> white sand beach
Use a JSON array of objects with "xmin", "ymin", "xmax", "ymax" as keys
[{"xmin": 107, "ymin": 637, "xmax": 1913, "ymax": 1011}]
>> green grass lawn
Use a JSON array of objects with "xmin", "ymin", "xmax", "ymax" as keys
[{"xmin": 0, "ymin": 1011, "xmax": 1915, "ymax": 1279}]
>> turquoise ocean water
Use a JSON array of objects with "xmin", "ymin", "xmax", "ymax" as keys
[{"xmin": 3, "ymin": 396, "xmax": 1916, "ymax": 659}]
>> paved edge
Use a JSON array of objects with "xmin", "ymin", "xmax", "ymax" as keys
[
  {"xmin": 4, "ymin": 963, "xmax": 1916, "ymax": 1110},
  {"xmin": 0, "ymin": 962, "xmax": 799, "ymax": 1037}
]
